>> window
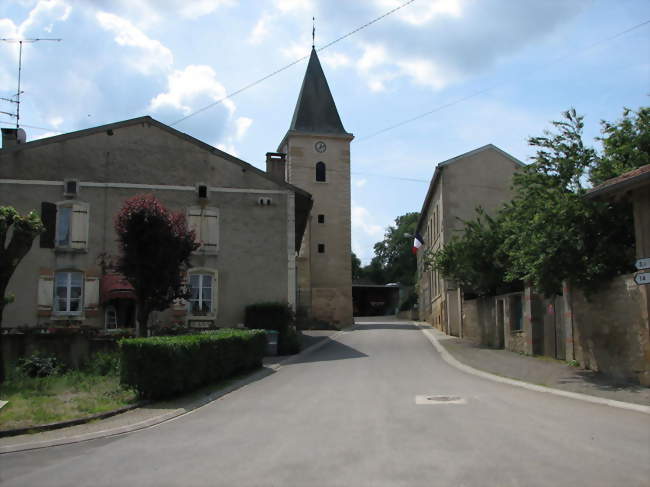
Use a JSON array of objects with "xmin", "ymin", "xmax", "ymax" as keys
[
  {"xmin": 54, "ymin": 271, "xmax": 83, "ymax": 315},
  {"xmin": 40, "ymin": 201, "xmax": 89, "ymax": 250},
  {"xmin": 187, "ymin": 207, "xmax": 219, "ymax": 254},
  {"xmin": 318, "ymin": 214, "xmax": 325, "ymax": 224},
  {"xmin": 189, "ymin": 273, "xmax": 213, "ymax": 315},
  {"xmin": 105, "ymin": 306, "xmax": 118, "ymax": 329},
  {"xmin": 315, "ymin": 162, "xmax": 326, "ymax": 182},
  {"xmin": 318, "ymin": 243, "xmax": 325, "ymax": 253}
]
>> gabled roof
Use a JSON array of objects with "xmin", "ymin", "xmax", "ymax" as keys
[
  {"xmin": 288, "ymin": 48, "xmax": 350, "ymax": 136},
  {"xmin": 1, "ymin": 115, "xmax": 313, "ymax": 251},
  {"xmin": 415, "ymin": 144, "xmax": 524, "ymax": 234}
]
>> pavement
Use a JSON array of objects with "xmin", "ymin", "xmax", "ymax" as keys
[
  {"xmin": 1, "ymin": 318, "xmax": 649, "ymax": 486},
  {"xmin": 1, "ymin": 317, "xmax": 648, "ymax": 455}
]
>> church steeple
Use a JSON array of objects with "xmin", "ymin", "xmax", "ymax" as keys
[{"xmin": 288, "ymin": 48, "xmax": 349, "ymax": 135}]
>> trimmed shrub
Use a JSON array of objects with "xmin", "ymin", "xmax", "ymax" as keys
[
  {"xmin": 119, "ymin": 329, "xmax": 266, "ymax": 399},
  {"xmin": 245, "ymin": 302, "xmax": 301, "ymax": 355}
]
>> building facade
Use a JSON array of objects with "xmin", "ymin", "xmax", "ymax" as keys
[
  {"xmin": 0, "ymin": 119, "xmax": 311, "ymax": 333},
  {"xmin": 273, "ymin": 48, "xmax": 354, "ymax": 327},
  {"xmin": 415, "ymin": 144, "xmax": 523, "ymax": 335}
]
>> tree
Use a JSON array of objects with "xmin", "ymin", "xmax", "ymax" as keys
[
  {"xmin": 115, "ymin": 194, "xmax": 199, "ymax": 337},
  {"xmin": 590, "ymin": 106, "xmax": 650, "ymax": 186},
  {"xmin": 500, "ymin": 108, "xmax": 634, "ymax": 296},
  {"xmin": 426, "ymin": 208, "xmax": 517, "ymax": 296},
  {"xmin": 371, "ymin": 212, "xmax": 419, "ymax": 285},
  {"xmin": 0, "ymin": 207, "xmax": 43, "ymax": 383},
  {"xmin": 351, "ymin": 252, "xmax": 362, "ymax": 281}
]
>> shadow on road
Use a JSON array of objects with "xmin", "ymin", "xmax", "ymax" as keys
[
  {"xmin": 352, "ymin": 323, "xmax": 419, "ymax": 331},
  {"xmin": 288, "ymin": 339, "xmax": 367, "ymax": 364}
]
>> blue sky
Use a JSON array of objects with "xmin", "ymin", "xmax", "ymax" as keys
[{"xmin": 1, "ymin": 0, "xmax": 649, "ymax": 265}]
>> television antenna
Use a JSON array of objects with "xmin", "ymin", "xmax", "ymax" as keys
[{"xmin": 0, "ymin": 38, "xmax": 62, "ymax": 129}]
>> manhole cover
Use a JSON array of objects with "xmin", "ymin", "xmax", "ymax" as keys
[{"xmin": 415, "ymin": 395, "xmax": 466, "ymax": 405}]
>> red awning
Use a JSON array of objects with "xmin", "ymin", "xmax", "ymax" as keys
[{"xmin": 100, "ymin": 274, "xmax": 136, "ymax": 304}]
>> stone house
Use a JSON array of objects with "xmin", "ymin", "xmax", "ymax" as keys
[
  {"xmin": 0, "ymin": 119, "xmax": 311, "ymax": 334},
  {"xmin": 415, "ymin": 144, "xmax": 524, "ymax": 335}
]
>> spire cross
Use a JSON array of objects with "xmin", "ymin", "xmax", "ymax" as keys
[{"xmin": 312, "ymin": 17, "xmax": 315, "ymax": 48}]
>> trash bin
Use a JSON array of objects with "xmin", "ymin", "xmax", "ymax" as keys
[{"xmin": 265, "ymin": 330, "xmax": 279, "ymax": 356}]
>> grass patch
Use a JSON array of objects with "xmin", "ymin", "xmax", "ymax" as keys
[{"xmin": 0, "ymin": 362, "xmax": 137, "ymax": 432}]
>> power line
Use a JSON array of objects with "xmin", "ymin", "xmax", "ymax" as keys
[
  {"xmin": 357, "ymin": 18, "xmax": 650, "ymax": 142},
  {"xmin": 170, "ymin": 0, "xmax": 417, "ymax": 127},
  {"xmin": 0, "ymin": 119, "xmax": 63, "ymax": 133}
]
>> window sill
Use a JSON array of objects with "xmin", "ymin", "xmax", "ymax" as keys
[
  {"xmin": 54, "ymin": 247, "xmax": 88, "ymax": 254},
  {"xmin": 510, "ymin": 330, "xmax": 524, "ymax": 335},
  {"xmin": 51, "ymin": 314, "xmax": 84, "ymax": 321}
]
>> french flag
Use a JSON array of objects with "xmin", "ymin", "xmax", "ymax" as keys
[{"xmin": 412, "ymin": 233, "xmax": 424, "ymax": 254}]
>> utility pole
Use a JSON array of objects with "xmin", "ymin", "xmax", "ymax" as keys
[{"xmin": 1, "ymin": 38, "xmax": 62, "ymax": 129}]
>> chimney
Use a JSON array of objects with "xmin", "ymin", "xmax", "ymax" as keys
[
  {"xmin": 266, "ymin": 152, "xmax": 286, "ymax": 183},
  {"xmin": 1, "ymin": 127, "xmax": 26, "ymax": 149}
]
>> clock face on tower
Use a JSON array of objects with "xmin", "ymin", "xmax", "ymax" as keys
[{"xmin": 315, "ymin": 141, "xmax": 327, "ymax": 153}]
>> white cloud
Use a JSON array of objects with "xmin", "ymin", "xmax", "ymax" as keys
[
  {"xmin": 375, "ymin": 0, "xmax": 463, "ymax": 26},
  {"xmin": 322, "ymin": 52, "xmax": 351, "ymax": 69},
  {"xmin": 149, "ymin": 65, "xmax": 236, "ymax": 116},
  {"xmin": 354, "ymin": 178, "xmax": 367, "ymax": 188},
  {"xmin": 397, "ymin": 58, "xmax": 450, "ymax": 90},
  {"xmin": 96, "ymin": 11, "xmax": 173, "ymax": 75},
  {"xmin": 18, "ymin": 0, "xmax": 71, "ymax": 37},
  {"xmin": 357, "ymin": 43, "xmax": 388, "ymax": 73},
  {"xmin": 274, "ymin": 0, "xmax": 313, "ymax": 13},
  {"xmin": 352, "ymin": 204, "xmax": 383, "ymax": 239},
  {"xmin": 235, "ymin": 116, "xmax": 253, "ymax": 140},
  {"xmin": 217, "ymin": 141, "xmax": 238, "ymax": 157},
  {"xmin": 48, "ymin": 116, "xmax": 64, "ymax": 128},
  {"xmin": 180, "ymin": 0, "xmax": 234, "ymax": 19},
  {"xmin": 281, "ymin": 42, "xmax": 311, "ymax": 60},
  {"xmin": 249, "ymin": 13, "xmax": 272, "ymax": 45}
]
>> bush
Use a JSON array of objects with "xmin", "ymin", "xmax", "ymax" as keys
[
  {"xmin": 17, "ymin": 353, "xmax": 62, "ymax": 378},
  {"xmin": 278, "ymin": 326, "xmax": 301, "ymax": 355},
  {"xmin": 119, "ymin": 329, "xmax": 266, "ymax": 399},
  {"xmin": 399, "ymin": 291, "xmax": 418, "ymax": 312},
  {"xmin": 84, "ymin": 351, "xmax": 120, "ymax": 376},
  {"xmin": 245, "ymin": 302, "xmax": 300, "ymax": 355}
]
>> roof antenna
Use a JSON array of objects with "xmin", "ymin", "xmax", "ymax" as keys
[
  {"xmin": 0, "ymin": 37, "xmax": 62, "ymax": 129},
  {"xmin": 312, "ymin": 17, "xmax": 315, "ymax": 49}
]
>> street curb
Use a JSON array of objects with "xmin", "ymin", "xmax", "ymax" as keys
[
  {"xmin": 417, "ymin": 323, "xmax": 650, "ymax": 415},
  {"xmin": 0, "ymin": 331, "xmax": 345, "ymax": 455}
]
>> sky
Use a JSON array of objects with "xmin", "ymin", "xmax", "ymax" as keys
[{"xmin": 1, "ymin": 0, "xmax": 649, "ymax": 265}]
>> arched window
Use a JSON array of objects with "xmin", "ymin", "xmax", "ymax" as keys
[{"xmin": 315, "ymin": 162, "xmax": 326, "ymax": 182}]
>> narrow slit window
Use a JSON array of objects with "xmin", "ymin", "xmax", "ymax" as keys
[{"xmin": 315, "ymin": 162, "xmax": 326, "ymax": 182}]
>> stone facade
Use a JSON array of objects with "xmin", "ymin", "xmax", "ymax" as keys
[
  {"xmin": 0, "ymin": 118, "xmax": 311, "ymax": 333},
  {"xmin": 273, "ymin": 48, "xmax": 354, "ymax": 327},
  {"xmin": 415, "ymin": 144, "xmax": 523, "ymax": 335}
]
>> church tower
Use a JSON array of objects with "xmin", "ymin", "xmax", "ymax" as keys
[{"xmin": 277, "ymin": 47, "xmax": 353, "ymax": 327}]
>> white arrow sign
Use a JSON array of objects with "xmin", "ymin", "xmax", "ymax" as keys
[
  {"xmin": 635, "ymin": 258, "xmax": 650, "ymax": 270},
  {"xmin": 634, "ymin": 271, "xmax": 650, "ymax": 286}
]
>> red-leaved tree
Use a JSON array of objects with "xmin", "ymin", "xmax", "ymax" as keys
[{"xmin": 115, "ymin": 194, "xmax": 198, "ymax": 337}]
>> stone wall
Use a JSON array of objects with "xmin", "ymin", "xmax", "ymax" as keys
[{"xmin": 571, "ymin": 274, "xmax": 649, "ymax": 384}]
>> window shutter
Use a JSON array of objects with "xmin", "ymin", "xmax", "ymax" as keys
[
  {"xmin": 40, "ymin": 202, "xmax": 57, "ymax": 248},
  {"xmin": 187, "ymin": 207, "xmax": 202, "ymax": 247},
  {"xmin": 203, "ymin": 208, "xmax": 219, "ymax": 253},
  {"xmin": 84, "ymin": 276, "xmax": 100, "ymax": 310},
  {"xmin": 37, "ymin": 275, "xmax": 54, "ymax": 314},
  {"xmin": 70, "ymin": 203, "xmax": 89, "ymax": 249}
]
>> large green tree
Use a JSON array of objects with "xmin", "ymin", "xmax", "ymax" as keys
[
  {"xmin": 500, "ymin": 108, "xmax": 634, "ymax": 295},
  {"xmin": 115, "ymin": 194, "xmax": 199, "ymax": 337},
  {"xmin": 590, "ymin": 106, "xmax": 650, "ymax": 185},
  {"xmin": 0, "ymin": 207, "xmax": 43, "ymax": 383},
  {"xmin": 369, "ymin": 212, "xmax": 419, "ymax": 285},
  {"xmin": 426, "ymin": 208, "xmax": 517, "ymax": 296}
]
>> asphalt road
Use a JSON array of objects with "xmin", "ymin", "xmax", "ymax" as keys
[{"xmin": 1, "ymin": 320, "xmax": 649, "ymax": 487}]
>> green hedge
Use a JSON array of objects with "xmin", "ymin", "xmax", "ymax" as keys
[
  {"xmin": 119, "ymin": 329, "xmax": 266, "ymax": 399},
  {"xmin": 244, "ymin": 303, "xmax": 301, "ymax": 355}
]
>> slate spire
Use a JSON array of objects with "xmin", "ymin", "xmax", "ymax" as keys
[{"xmin": 289, "ymin": 48, "xmax": 349, "ymax": 135}]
